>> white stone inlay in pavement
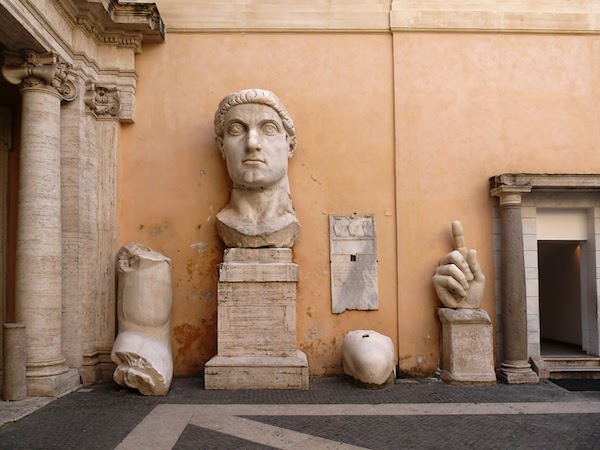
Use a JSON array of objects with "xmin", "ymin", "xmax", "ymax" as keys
[
  {"xmin": 116, "ymin": 402, "xmax": 600, "ymax": 450},
  {"xmin": 189, "ymin": 415, "xmax": 368, "ymax": 449}
]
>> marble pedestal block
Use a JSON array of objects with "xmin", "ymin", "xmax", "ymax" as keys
[
  {"xmin": 204, "ymin": 248, "xmax": 309, "ymax": 390},
  {"xmin": 438, "ymin": 308, "xmax": 496, "ymax": 385}
]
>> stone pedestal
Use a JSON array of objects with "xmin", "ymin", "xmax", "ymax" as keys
[
  {"xmin": 204, "ymin": 248, "xmax": 309, "ymax": 389},
  {"xmin": 438, "ymin": 308, "xmax": 496, "ymax": 385},
  {"xmin": 2, "ymin": 323, "xmax": 27, "ymax": 401}
]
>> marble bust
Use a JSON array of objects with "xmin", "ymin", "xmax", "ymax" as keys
[{"xmin": 214, "ymin": 89, "xmax": 300, "ymax": 248}]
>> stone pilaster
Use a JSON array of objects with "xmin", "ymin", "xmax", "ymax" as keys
[
  {"xmin": 1, "ymin": 50, "xmax": 81, "ymax": 396},
  {"xmin": 491, "ymin": 185, "xmax": 539, "ymax": 384}
]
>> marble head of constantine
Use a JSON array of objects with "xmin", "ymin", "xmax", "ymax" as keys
[{"xmin": 214, "ymin": 89, "xmax": 300, "ymax": 248}]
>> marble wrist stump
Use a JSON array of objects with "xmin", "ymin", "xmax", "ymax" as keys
[
  {"xmin": 111, "ymin": 243, "xmax": 174, "ymax": 396},
  {"xmin": 433, "ymin": 221, "xmax": 496, "ymax": 385},
  {"xmin": 204, "ymin": 89, "xmax": 308, "ymax": 389}
]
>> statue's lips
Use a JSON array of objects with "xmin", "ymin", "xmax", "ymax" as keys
[{"xmin": 243, "ymin": 159, "xmax": 265, "ymax": 164}]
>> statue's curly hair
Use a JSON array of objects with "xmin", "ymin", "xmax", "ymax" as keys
[{"xmin": 214, "ymin": 89, "xmax": 296, "ymax": 139}]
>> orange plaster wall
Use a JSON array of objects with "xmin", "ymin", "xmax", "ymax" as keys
[
  {"xmin": 394, "ymin": 33, "xmax": 600, "ymax": 374},
  {"xmin": 119, "ymin": 33, "xmax": 397, "ymax": 376}
]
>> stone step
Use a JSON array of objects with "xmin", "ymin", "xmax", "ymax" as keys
[
  {"xmin": 547, "ymin": 366, "xmax": 600, "ymax": 380},
  {"xmin": 530, "ymin": 356, "xmax": 600, "ymax": 379},
  {"xmin": 543, "ymin": 357, "xmax": 600, "ymax": 368}
]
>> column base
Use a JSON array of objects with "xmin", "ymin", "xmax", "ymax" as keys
[
  {"xmin": 204, "ymin": 350, "xmax": 309, "ymax": 390},
  {"xmin": 27, "ymin": 368, "xmax": 81, "ymax": 397},
  {"xmin": 496, "ymin": 362, "xmax": 539, "ymax": 385}
]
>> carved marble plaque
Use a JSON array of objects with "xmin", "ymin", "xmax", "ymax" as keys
[{"xmin": 329, "ymin": 214, "xmax": 378, "ymax": 314}]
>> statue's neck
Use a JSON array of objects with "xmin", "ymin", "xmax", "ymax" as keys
[
  {"xmin": 227, "ymin": 177, "xmax": 294, "ymax": 224},
  {"xmin": 232, "ymin": 175, "xmax": 290, "ymax": 195}
]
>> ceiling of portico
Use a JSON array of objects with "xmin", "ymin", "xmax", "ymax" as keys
[{"xmin": 0, "ymin": 5, "xmax": 45, "ymax": 53}]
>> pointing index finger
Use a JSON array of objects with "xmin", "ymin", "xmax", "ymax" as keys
[{"xmin": 452, "ymin": 220, "xmax": 468, "ymax": 257}]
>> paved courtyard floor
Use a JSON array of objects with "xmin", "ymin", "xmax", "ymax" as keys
[{"xmin": 1, "ymin": 376, "xmax": 600, "ymax": 449}]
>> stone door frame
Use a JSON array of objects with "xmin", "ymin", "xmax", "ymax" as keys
[{"xmin": 491, "ymin": 174, "xmax": 600, "ymax": 365}]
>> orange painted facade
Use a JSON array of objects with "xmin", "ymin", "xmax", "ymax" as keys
[{"xmin": 119, "ymin": 30, "xmax": 600, "ymax": 377}]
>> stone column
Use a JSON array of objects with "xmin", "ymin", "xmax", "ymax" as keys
[
  {"xmin": 491, "ymin": 186, "xmax": 539, "ymax": 384},
  {"xmin": 1, "ymin": 51, "xmax": 81, "ymax": 396}
]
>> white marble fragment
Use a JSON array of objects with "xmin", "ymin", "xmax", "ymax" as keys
[
  {"xmin": 342, "ymin": 330, "xmax": 395, "ymax": 386},
  {"xmin": 433, "ymin": 221, "xmax": 485, "ymax": 309},
  {"xmin": 214, "ymin": 89, "xmax": 300, "ymax": 248},
  {"xmin": 111, "ymin": 242, "xmax": 173, "ymax": 396}
]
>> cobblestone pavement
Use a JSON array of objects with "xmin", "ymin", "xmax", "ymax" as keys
[{"xmin": 1, "ymin": 377, "xmax": 599, "ymax": 449}]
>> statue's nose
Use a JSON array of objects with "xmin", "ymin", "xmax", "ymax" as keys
[{"xmin": 246, "ymin": 129, "xmax": 261, "ymax": 151}]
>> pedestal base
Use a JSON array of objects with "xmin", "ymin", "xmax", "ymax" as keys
[
  {"xmin": 205, "ymin": 350, "xmax": 309, "ymax": 390},
  {"xmin": 438, "ymin": 308, "xmax": 496, "ymax": 385},
  {"xmin": 26, "ymin": 368, "xmax": 81, "ymax": 397}
]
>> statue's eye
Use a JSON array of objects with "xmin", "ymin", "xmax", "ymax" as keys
[
  {"xmin": 261, "ymin": 122, "xmax": 279, "ymax": 136},
  {"xmin": 228, "ymin": 122, "xmax": 245, "ymax": 135}
]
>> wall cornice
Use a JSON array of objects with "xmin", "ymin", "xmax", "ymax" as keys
[
  {"xmin": 391, "ymin": 1, "xmax": 600, "ymax": 34},
  {"xmin": 154, "ymin": 0, "xmax": 392, "ymax": 33},
  {"xmin": 152, "ymin": 0, "xmax": 600, "ymax": 34}
]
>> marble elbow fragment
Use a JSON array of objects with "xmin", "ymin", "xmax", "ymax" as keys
[{"xmin": 111, "ymin": 242, "xmax": 173, "ymax": 396}]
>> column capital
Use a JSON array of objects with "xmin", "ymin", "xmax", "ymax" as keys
[
  {"xmin": 1, "ymin": 50, "xmax": 77, "ymax": 102},
  {"xmin": 491, "ymin": 185, "xmax": 532, "ymax": 206},
  {"xmin": 84, "ymin": 82, "xmax": 121, "ymax": 119}
]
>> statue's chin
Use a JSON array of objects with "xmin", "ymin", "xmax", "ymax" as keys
[{"xmin": 231, "ymin": 168, "xmax": 286, "ymax": 190}]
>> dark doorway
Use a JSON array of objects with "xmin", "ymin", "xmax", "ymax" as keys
[{"xmin": 538, "ymin": 241, "xmax": 585, "ymax": 356}]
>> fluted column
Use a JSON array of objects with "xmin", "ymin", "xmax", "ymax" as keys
[
  {"xmin": 491, "ymin": 186, "xmax": 539, "ymax": 384},
  {"xmin": 2, "ymin": 50, "xmax": 80, "ymax": 396}
]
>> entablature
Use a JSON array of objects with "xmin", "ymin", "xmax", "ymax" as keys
[{"xmin": 491, "ymin": 174, "xmax": 600, "ymax": 193}]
